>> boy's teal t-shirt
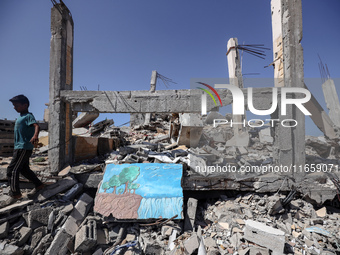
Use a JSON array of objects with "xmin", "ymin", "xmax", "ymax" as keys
[{"xmin": 14, "ymin": 113, "xmax": 37, "ymax": 150}]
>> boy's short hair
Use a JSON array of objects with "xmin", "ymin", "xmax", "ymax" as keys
[{"xmin": 9, "ymin": 94, "xmax": 30, "ymax": 107}]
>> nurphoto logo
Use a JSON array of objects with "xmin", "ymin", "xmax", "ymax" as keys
[{"xmin": 197, "ymin": 82, "xmax": 312, "ymax": 128}]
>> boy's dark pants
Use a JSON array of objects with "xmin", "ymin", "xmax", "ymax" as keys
[{"xmin": 7, "ymin": 149, "xmax": 43, "ymax": 197}]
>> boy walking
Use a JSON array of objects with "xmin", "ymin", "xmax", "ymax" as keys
[{"xmin": 6, "ymin": 95, "xmax": 44, "ymax": 205}]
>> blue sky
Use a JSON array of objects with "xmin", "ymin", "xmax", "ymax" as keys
[{"xmin": 1, "ymin": 0, "xmax": 339, "ymax": 136}]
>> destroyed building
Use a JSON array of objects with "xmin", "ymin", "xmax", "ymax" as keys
[{"xmin": 1, "ymin": 0, "xmax": 340, "ymax": 254}]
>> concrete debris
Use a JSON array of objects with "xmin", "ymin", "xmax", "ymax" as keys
[
  {"xmin": 73, "ymin": 112, "xmax": 100, "ymax": 128},
  {"xmin": 259, "ymin": 127, "xmax": 274, "ymax": 144},
  {"xmin": 1, "ymin": 113, "xmax": 340, "ymax": 254},
  {"xmin": 244, "ymin": 220, "xmax": 285, "ymax": 255},
  {"xmin": 0, "ymin": 169, "xmax": 338, "ymax": 254},
  {"xmin": 0, "ymin": 222, "xmax": 9, "ymax": 239}
]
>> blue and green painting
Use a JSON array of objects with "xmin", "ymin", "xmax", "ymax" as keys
[{"xmin": 93, "ymin": 163, "xmax": 183, "ymax": 219}]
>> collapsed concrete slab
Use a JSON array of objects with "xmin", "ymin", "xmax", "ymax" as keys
[
  {"xmin": 72, "ymin": 112, "xmax": 99, "ymax": 128},
  {"xmin": 244, "ymin": 220, "xmax": 285, "ymax": 255}
]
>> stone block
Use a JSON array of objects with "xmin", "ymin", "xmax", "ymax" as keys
[
  {"xmin": 183, "ymin": 233, "xmax": 199, "ymax": 255},
  {"xmin": 31, "ymin": 233, "xmax": 52, "ymax": 255},
  {"xmin": 244, "ymin": 220, "xmax": 285, "ymax": 255},
  {"xmin": 0, "ymin": 222, "xmax": 9, "ymax": 239},
  {"xmin": 27, "ymin": 207, "xmax": 53, "ymax": 229},
  {"xmin": 30, "ymin": 226, "xmax": 47, "ymax": 249},
  {"xmin": 17, "ymin": 227, "xmax": 32, "ymax": 247},
  {"xmin": 44, "ymin": 228, "xmax": 71, "ymax": 255},
  {"xmin": 0, "ymin": 241, "xmax": 24, "ymax": 255},
  {"xmin": 74, "ymin": 220, "xmax": 97, "ymax": 252},
  {"xmin": 63, "ymin": 193, "xmax": 93, "ymax": 235}
]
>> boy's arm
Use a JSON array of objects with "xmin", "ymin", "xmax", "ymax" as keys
[{"xmin": 30, "ymin": 123, "xmax": 40, "ymax": 145}]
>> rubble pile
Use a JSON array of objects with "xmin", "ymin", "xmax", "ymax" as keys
[
  {"xmin": 1, "ymin": 113, "xmax": 340, "ymax": 254},
  {"xmin": 1, "ymin": 178, "xmax": 340, "ymax": 254}
]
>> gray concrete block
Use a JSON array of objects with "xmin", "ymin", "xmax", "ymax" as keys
[
  {"xmin": 74, "ymin": 220, "xmax": 97, "ymax": 252},
  {"xmin": 0, "ymin": 241, "xmax": 24, "ymax": 255},
  {"xmin": 183, "ymin": 233, "xmax": 199, "ymax": 255},
  {"xmin": 30, "ymin": 226, "xmax": 47, "ymax": 249},
  {"xmin": 74, "ymin": 172, "xmax": 103, "ymax": 189},
  {"xmin": 44, "ymin": 228, "xmax": 71, "ymax": 255},
  {"xmin": 17, "ymin": 227, "xmax": 32, "ymax": 247},
  {"xmin": 244, "ymin": 220, "xmax": 285, "ymax": 255},
  {"xmin": 0, "ymin": 222, "xmax": 9, "ymax": 239},
  {"xmin": 63, "ymin": 193, "xmax": 93, "ymax": 236},
  {"xmin": 70, "ymin": 193, "xmax": 93, "ymax": 223},
  {"xmin": 27, "ymin": 207, "xmax": 53, "ymax": 229},
  {"xmin": 31, "ymin": 233, "xmax": 52, "ymax": 255},
  {"xmin": 62, "ymin": 217, "xmax": 78, "ymax": 236}
]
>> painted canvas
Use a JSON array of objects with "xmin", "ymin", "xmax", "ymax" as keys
[{"xmin": 94, "ymin": 163, "xmax": 183, "ymax": 219}]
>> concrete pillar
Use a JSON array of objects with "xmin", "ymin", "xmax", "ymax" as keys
[
  {"xmin": 271, "ymin": 0, "xmax": 305, "ymax": 181},
  {"xmin": 322, "ymin": 79, "xmax": 340, "ymax": 128},
  {"xmin": 48, "ymin": 3, "xmax": 74, "ymax": 174},
  {"xmin": 149, "ymin": 70, "xmax": 157, "ymax": 93},
  {"xmin": 227, "ymin": 38, "xmax": 244, "ymax": 135},
  {"xmin": 144, "ymin": 70, "xmax": 158, "ymax": 125}
]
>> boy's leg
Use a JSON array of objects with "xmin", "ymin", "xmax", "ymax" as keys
[
  {"xmin": 20, "ymin": 150, "xmax": 43, "ymax": 188},
  {"xmin": 7, "ymin": 149, "xmax": 30, "ymax": 197}
]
